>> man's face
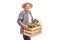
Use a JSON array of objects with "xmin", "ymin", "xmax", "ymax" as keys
[{"xmin": 25, "ymin": 4, "xmax": 31, "ymax": 11}]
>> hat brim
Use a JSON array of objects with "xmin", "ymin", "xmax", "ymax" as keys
[{"xmin": 22, "ymin": 2, "xmax": 33, "ymax": 9}]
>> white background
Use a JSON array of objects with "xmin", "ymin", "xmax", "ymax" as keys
[{"xmin": 0, "ymin": 0, "xmax": 60, "ymax": 40}]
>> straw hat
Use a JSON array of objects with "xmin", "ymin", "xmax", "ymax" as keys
[{"xmin": 22, "ymin": 2, "xmax": 33, "ymax": 9}]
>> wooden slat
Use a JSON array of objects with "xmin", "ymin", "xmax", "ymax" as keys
[
  {"xmin": 23, "ymin": 31, "xmax": 42, "ymax": 37},
  {"xmin": 25, "ymin": 26, "xmax": 42, "ymax": 31},
  {"xmin": 24, "ymin": 29, "xmax": 42, "ymax": 34}
]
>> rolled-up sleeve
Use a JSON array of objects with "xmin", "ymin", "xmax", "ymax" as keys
[{"xmin": 17, "ymin": 12, "xmax": 24, "ymax": 25}]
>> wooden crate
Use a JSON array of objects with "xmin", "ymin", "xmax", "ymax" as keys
[{"xmin": 23, "ymin": 26, "xmax": 42, "ymax": 37}]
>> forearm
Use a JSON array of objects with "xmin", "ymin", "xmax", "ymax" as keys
[
  {"xmin": 20, "ymin": 23, "xmax": 26, "ymax": 28},
  {"xmin": 17, "ymin": 20, "xmax": 24, "ymax": 27},
  {"xmin": 17, "ymin": 20, "xmax": 28, "ymax": 28}
]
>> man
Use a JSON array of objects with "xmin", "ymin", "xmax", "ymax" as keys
[{"xmin": 17, "ymin": 2, "xmax": 33, "ymax": 40}]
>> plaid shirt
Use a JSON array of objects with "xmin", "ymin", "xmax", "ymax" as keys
[{"xmin": 17, "ymin": 10, "xmax": 33, "ymax": 34}]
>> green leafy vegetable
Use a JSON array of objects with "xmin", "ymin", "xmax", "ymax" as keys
[
  {"xmin": 33, "ymin": 19, "xmax": 40, "ymax": 26},
  {"xmin": 26, "ymin": 23, "xmax": 33, "ymax": 28}
]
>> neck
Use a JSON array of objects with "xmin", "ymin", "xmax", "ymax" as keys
[{"xmin": 25, "ymin": 10, "xmax": 30, "ymax": 13}]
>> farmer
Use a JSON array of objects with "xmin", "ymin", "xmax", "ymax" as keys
[{"xmin": 17, "ymin": 2, "xmax": 33, "ymax": 40}]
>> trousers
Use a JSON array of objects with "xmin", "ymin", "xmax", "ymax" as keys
[{"xmin": 23, "ymin": 35, "xmax": 31, "ymax": 40}]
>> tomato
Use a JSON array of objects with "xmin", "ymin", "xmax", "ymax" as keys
[{"xmin": 32, "ymin": 24, "xmax": 37, "ymax": 28}]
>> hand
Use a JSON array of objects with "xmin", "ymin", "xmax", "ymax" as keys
[
  {"xmin": 20, "ymin": 23, "xmax": 29, "ymax": 30},
  {"xmin": 25, "ymin": 26, "xmax": 29, "ymax": 30},
  {"xmin": 22, "ymin": 24, "xmax": 29, "ymax": 30}
]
